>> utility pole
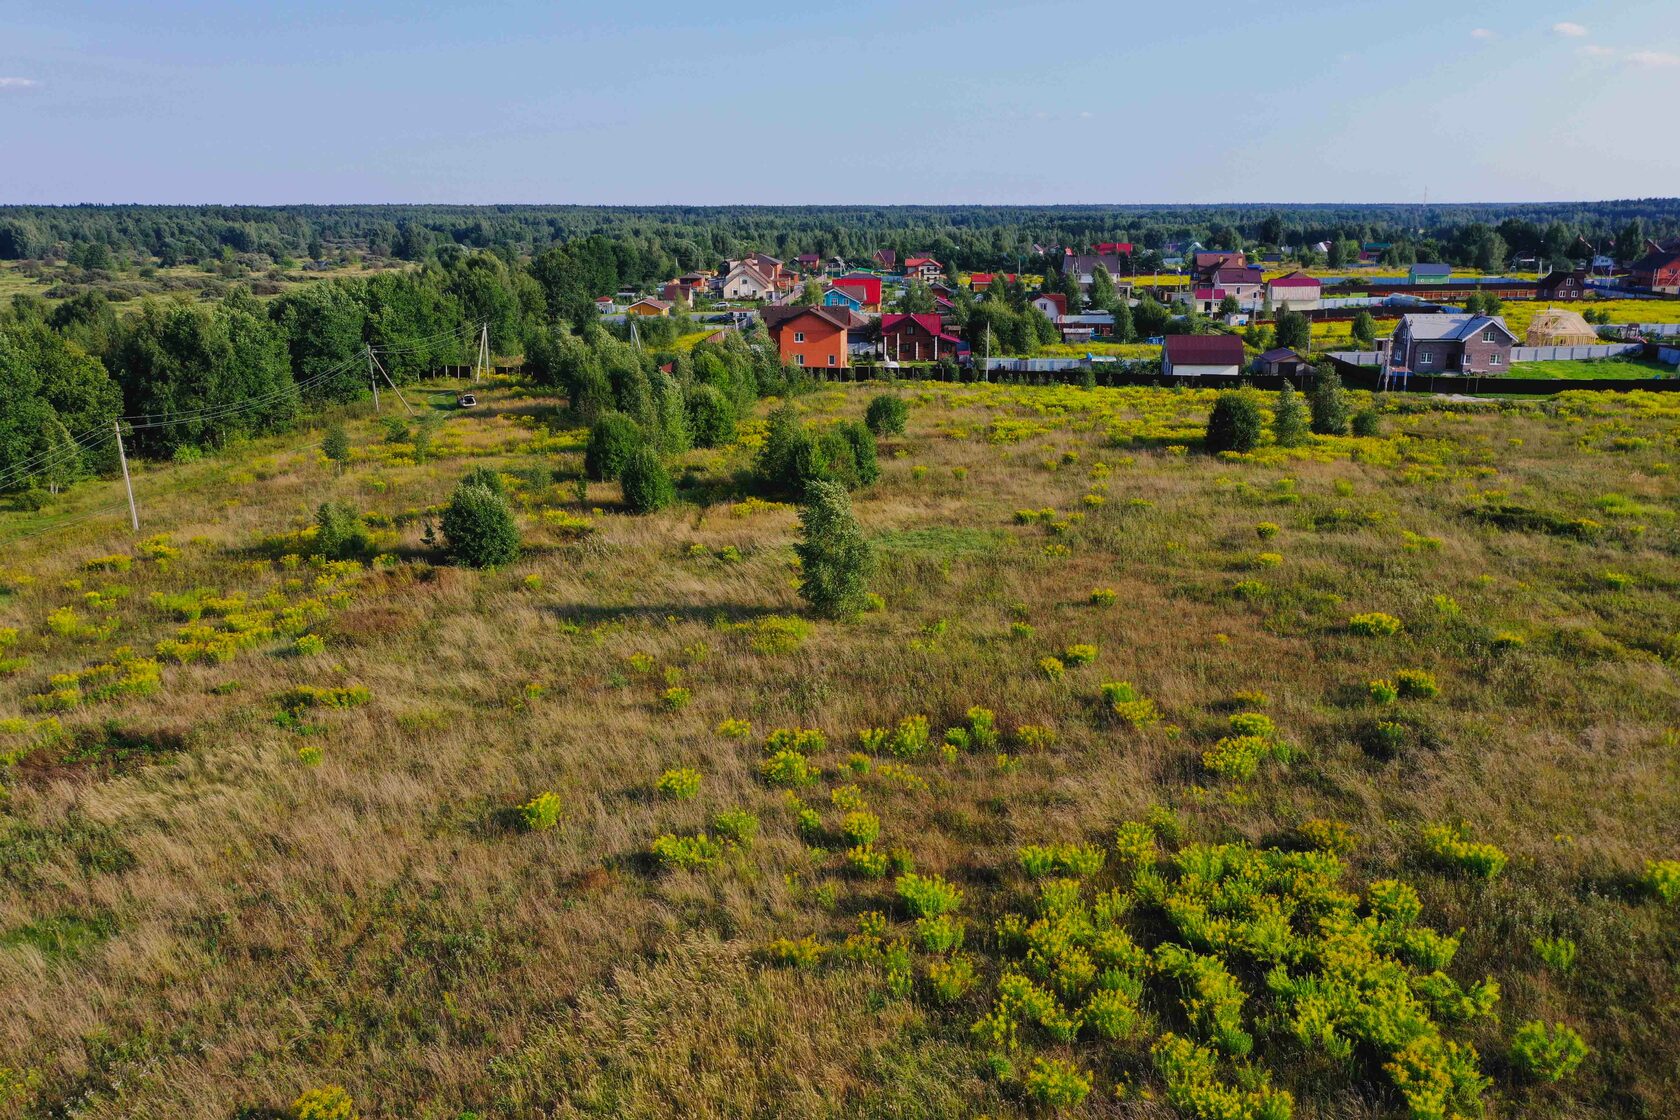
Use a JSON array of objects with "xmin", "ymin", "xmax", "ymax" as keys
[
  {"xmin": 367, "ymin": 345, "xmax": 380, "ymax": 413},
  {"xmin": 475, "ymin": 323, "xmax": 491, "ymax": 381},
  {"xmin": 114, "ymin": 421, "xmax": 138, "ymax": 532}
]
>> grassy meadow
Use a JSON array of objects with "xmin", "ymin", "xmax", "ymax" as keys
[{"xmin": 1, "ymin": 379, "xmax": 1679, "ymax": 1119}]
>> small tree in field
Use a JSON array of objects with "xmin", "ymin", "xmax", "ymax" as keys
[
  {"xmin": 322, "ymin": 423, "xmax": 350, "ymax": 473},
  {"xmin": 1205, "ymin": 392, "xmax": 1263, "ymax": 453},
  {"xmin": 795, "ymin": 480, "xmax": 874, "ymax": 619},
  {"xmin": 1272, "ymin": 382, "xmax": 1308, "ymax": 446},
  {"xmin": 619, "ymin": 445, "xmax": 675, "ymax": 513},
  {"xmin": 1310, "ymin": 366, "xmax": 1350, "ymax": 436},
  {"xmin": 865, "ymin": 394, "xmax": 908, "ymax": 436},
  {"xmin": 442, "ymin": 478, "xmax": 520, "ymax": 567},
  {"xmin": 1352, "ymin": 311, "xmax": 1377, "ymax": 348},
  {"xmin": 584, "ymin": 412, "xmax": 643, "ymax": 481}
]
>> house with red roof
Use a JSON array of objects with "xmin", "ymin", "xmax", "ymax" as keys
[
  {"xmin": 1191, "ymin": 251, "xmax": 1246, "ymax": 283},
  {"xmin": 969, "ymin": 272, "xmax": 1018, "ymax": 291},
  {"xmin": 1177, "ymin": 288, "xmax": 1231, "ymax": 315},
  {"xmin": 1031, "ymin": 292, "xmax": 1067, "ymax": 320},
  {"xmin": 903, "ymin": 256, "xmax": 944, "ymax": 282},
  {"xmin": 1093, "ymin": 242, "xmax": 1134, "ymax": 256},
  {"xmin": 1161, "ymin": 334, "xmax": 1245, "ymax": 378},
  {"xmin": 832, "ymin": 274, "xmax": 883, "ymax": 309},
  {"xmin": 1265, "ymin": 271, "xmax": 1322, "ymax": 310},
  {"xmin": 881, "ymin": 313, "xmax": 961, "ymax": 362}
]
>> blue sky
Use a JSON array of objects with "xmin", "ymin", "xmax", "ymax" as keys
[{"xmin": 1, "ymin": 0, "xmax": 1676, "ymax": 205}]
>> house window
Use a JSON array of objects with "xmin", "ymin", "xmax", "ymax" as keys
[
  {"xmin": 828, "ymin": 354, "xmax": 836, "ymax": 366},
  {"xmin": 1418, "ymin": 351, "xmax": 1434, "ymax": 366},
  {"xmin": 1490, "ymin": 353, "xmax": 1502, "ymax": 365},
  {"xmin": 1482, "ymin": 329, "xmax": 1494, "ymax": 343},
  {"xmin": 795, "ymin": 355, "xmax": 805, "ymax": 366},
  {"xmin": 793, "ymin": 331, "xmax": 805, "ymax": 343}
]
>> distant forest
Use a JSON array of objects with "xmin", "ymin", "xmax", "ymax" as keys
[{"xmin": 3, "ymin": 201, "xmax": 1679, "ymax": 281}]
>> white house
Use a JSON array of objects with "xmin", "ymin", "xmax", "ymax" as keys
[
  {"xmin": 722, "ymin": 262, "xmax": 775, "ymax": 301},
  {"xmin": 1162, "ymin": 334, "xmax": 1244, "ymax": 378},
  {"xmin": 1265, "ymin": 270, "xmax": 1322, "ymax": 311}
]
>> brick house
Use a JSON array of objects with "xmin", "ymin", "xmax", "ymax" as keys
[
  {"xmin": 1535, "ymin": 269, "xmax": 1590, "ymax": 301},
  {"xmin": 762, "ymin": 306, "xmax": 864, "ymax": 370},
  {"xmin": 880, "ymin": 313, "xmax": 961, "ymax": 362},
  {"xmin": 1385, "ymin": 314, "xmax": 1516, "ymax": 374}
]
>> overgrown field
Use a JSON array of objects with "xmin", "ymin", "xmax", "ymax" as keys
[{"xmin": 2, "ymin": 380, "xmax": 1678, "ymax": 1120}]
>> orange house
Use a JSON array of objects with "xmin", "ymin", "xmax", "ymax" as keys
[{"xmin": 762, "ymin": 306, "xmax": 861, "ymax": 370}]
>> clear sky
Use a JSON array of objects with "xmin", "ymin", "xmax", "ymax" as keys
[{"xmin": 1, "ymin": 0, "xmax": 1676, "ymax": 206}]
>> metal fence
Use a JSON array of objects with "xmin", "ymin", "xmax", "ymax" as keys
[
  {"xmin": 1328, "ymin": 351, "xmax": 1382, "ymax": 366},
  {"xmin": 1661, "ymin": 346, "xmax": 1680, "ymax": 367},
  {"xmin": 1637, "ymin": 323, "xmax": 1680, "ymax": 337},
  {"xmin": 1509, "ymin": 343, "xmax": 1643, "ymax": 362}
]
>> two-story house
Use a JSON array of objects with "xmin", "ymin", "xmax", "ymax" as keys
[
  {"xmin": 1385, "ymin": 314, "xmax": 1516, "ymax": 374},
  {"xmin": 762, "ymin": 306, "xmax": 865, "ymax": 370}
]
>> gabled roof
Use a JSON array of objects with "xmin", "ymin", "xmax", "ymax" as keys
[
  {"xmin": 873, "ymin": 249, "xmax": 897, "ymax": 267},
  {"xmin": 881, "ymin": 313, "xmax": 961, "ymax": 343},
  {"xmin": 1163, "ymin": 334, "xmax": 1245, "ymax": 365},
  {"xmin": 1267, "ymin": 271, "xmax": 1321, "ymax": 288},
  {"xmin": 1214, "ymin": 266, "xmax": 1262, "ymax": 284},
  {"xmin": 825, "ymin": 284, "xmax": 867, "ymax": 305},
  {"xmin": 627, "ymin": 298, "xmax": 673, "ymax": 311},
  {"xmin": 1033, "ymin": 292, "xmax": 1068, "ymax": 315},
  {"xmin": 903, "ymin": 256, "xmax": 941, "ymax": 268},
  {"xmin": 725, "ymin": 261, "xmax": 775, "ymax": 289},
  {"xmin": 1398, "ymin": 313, "xmax": 1515, "ymax": 343},
  {"xmin": 1193, "ymin": 251, "xmax": 1245, "ymax": 269},
  {"xmin": 1257, "ymin": 347, "xmax": 1309, "ymax": 364},
  {"xmin": 762, "ymin": 305, "xmax": 863, "ymax": 333},
  {"xmin": 1630, "ymin": 246, "xmax": 1680, "ymax": 272}
]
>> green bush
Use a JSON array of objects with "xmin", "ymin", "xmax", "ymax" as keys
[
  {"xmin": 584, "ymin": 411, "xmax": 643, "ymax": 481},
  {"xmin": 896, "ymin": 872, "xmax": 963, "ymax": 918},
  {"xmin": 619, "ymin": 445, "xmax": 675, "ymax": 513},
  {"xmin": 292, "ymin": 1085, "xmax": 358, "ymax": 1120},
  {"xmin": 314, "ymin": 501, "xmax": 369, "ymax": 560},
  {"xmin": 1205, "ymin": 392, "xmax": 1264, "ymax": 454},
  {"xmin": 518, "ymin": 791, "xmax": 562, "ymax": 831},
  {"xmin": 834, "ymin": 420, "xmax": 879, "ymax": 486},
  {"xmin": 655, "ymin": 767, "xmax": 700, "ymax": 801},
  {"xmin": 459, "ymin": 465, "xmax": 505, "ymax": 495},
  {"xmin": 685, "ymin": 384, "xmax": 736, "ymax": 448},
  {"xmin": 442, "ymin": 479, "xmax": 520, "ymax": 567},
  {"xmin": 1421, "ymin": 822, "xmax": 1508, "ymax": 878},
  {"xmin": 1512, "ymin": 1020, "xmax": 1588, "ymax": 1082},
  {"xmin": 1022, "ymin": 1056, "xmax": 1092, "ymax": 1109},
  {"xmin": 1352, "ymin": 407, "xmax": 1382, "ymax": 437},
  {"xmin": 1532, "ymin": 936, "xmax": 1577, "ymax": 972},
  {"xmin": 865, "ymin": 393, "xmax": 909, "ymax": 436},
  {"xmin": 712, "ymin": 808, "xmax": 759, "ymax": 846},
  {"xmin": 795, "ymin": 480, "xmax": 874, "ymax": 619}
]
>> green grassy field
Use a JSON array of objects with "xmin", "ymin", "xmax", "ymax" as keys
[
  {"xmin": 1, "ymin": 380, "xmax": 1678, "ymax": 1119},
  {"xmin": 1507, "ymin": 357, "xmax": 1676, "ymax": 380}
]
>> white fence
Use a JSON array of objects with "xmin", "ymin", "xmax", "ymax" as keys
[
  {"xmin": 1328, "ymin": 351, "xmax": 1382, "ymax": 366},
  {"xmin": 1636, "ymin": 323, "xmax": 1680, "ymax": 337},
  {"xmin": 1509, "ymin": 343, "xmax": 1643, "ymax": 362}
]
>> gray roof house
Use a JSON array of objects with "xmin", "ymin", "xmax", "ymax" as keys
[{"xmin": 1385, "ymin": 314, "xmax": 1516, "ymax": 374}]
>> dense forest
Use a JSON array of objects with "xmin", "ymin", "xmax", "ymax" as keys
[{"xmin": 3, "ymin": 200, "xmax": 1679, "ymax": 278}]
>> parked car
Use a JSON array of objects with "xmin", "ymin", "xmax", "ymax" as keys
[{"xmin": 456, "ymin": 392, "xmax": 478, "ymax": 408}]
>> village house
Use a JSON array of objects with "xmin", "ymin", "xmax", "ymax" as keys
[
  {"xmin": 1161, "ymin": 334, "xmax": 1245, "ymax": 378},
  {"xmin": 761, "ymin": 306, "xmax": 864, "ymax": 370},
  {"xmin": 1629, "ymin": 241, "xmax": 1680, "ymax": 294},
  {"xmin": 872, "ymin": 249, "xmax": 897, "ymax": 270},
  {"xmin": 880, "ymin": 313, "xmax": 961, "ymax": 362},
  {"xmin": 1177, "ymin": 287, "xmax": 1230, "ymax": 315},
  {"xmin": 1385, "ymin": 314, "xmax": 1516, "ymax": 374},
  {"xmin": 1212, "ymin": 265, "xmax": 1263, "ymax": 304},
  {"xmin": 1265, "ymin": 270, "xmax": 1322, "ymax": 310},
  {"xmin": 831, "ymin": 274, "xmax": 883, "ymax": 310},
  {"xmin": 1408, "ymin": 263, "xmax": 1452, "ymax": 285},
  {"xmin": 903, "ymin": 256, "xmax": 944, "ymax": 282},
  {"xmin": 1534, "ymin": 269, "xmax": 1590, "ymax": 301},
  {"xmin": 592, "ymin": 295, "xmax": 616, "ymax": 314},
  {"xmin": 659, "ymin": 281, "xmax": 694, "ymax": 308},
  {"xmin": 968, "ymin": 272, "xmax": 1018, "ymax": 292},
  {"xmin": 1064, "ymin": 253, "xmax": 1134, "ymax": 296},
  {"xmin": 1190, "ymin": 250, "xmax": 1245, "ymax": 283},
  {"xmin": 796, "ymin": 253, "xmax": 822, "ymax": 272},
  {"xmin": 821, "ymin": 285, "xmax": 865, "ymax": 313},
  {"xmin": 624, "ymin": 297, "xmax": 673, "ymax": 317},
  {"xmin": 1031, "ymin": 293, "xmax": 1066, "ymax": 321},
  {"xmin": 721, "ymin": 260, "xmax": 777, "ymax": 301},
  {"xmin": 1254, "ymin": 348, "xmax": 1314, "ymax": 377},
  {"xmin": 1056, "ymin": 312, "xmax": 1114, "ymax": 344}
]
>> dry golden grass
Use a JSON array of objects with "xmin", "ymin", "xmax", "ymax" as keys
[{"xmin": 1, "ymin": 379, "xmax": 1678, "ymax": 1118}]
